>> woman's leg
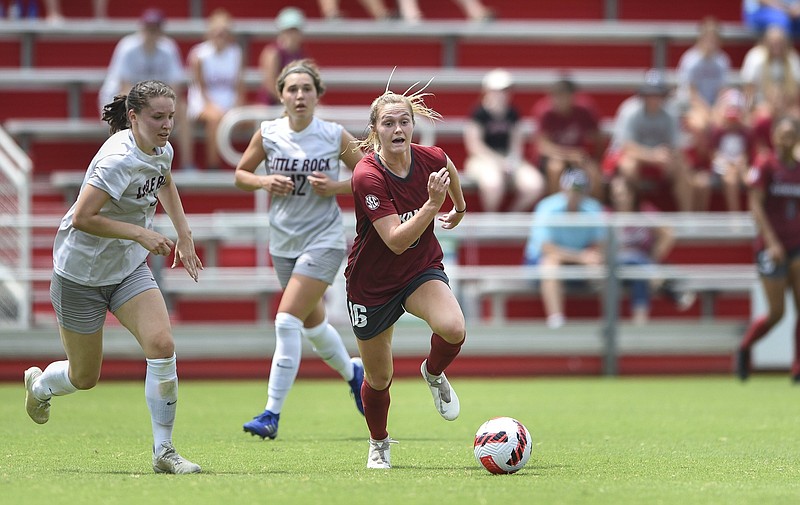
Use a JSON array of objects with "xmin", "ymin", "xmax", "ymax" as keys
[{"xmin": 405, "ymin": 280, "xmax": 465, "ymax": 420}]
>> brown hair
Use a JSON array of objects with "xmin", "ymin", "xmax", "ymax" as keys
[
  {"xmin": 275, "ymin": 58, "xmax": 326, "ymax": 98},
  {"xmin": 101, "ymin": 80, "xmax": 176, "ymax": 134}
]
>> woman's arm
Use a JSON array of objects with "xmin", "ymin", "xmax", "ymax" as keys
[
  {"xmin": 234, "ymin": 129, "xmax": 294, "ymax": 196},
  {"xmin": 157, "ymin": 173, "xmax": 203, "ymax": 280},
  {"xmin": 72, "ymin": 184, "xmax": 173, "ymax": 257},
  {"xmin": 372, "ymin": 166, "xmax": 450, "ymax": 254}
]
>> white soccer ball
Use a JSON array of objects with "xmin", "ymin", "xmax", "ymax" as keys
[{"xmin": 473, "ymin": 416, "xmax": 532, "ymax": 474}]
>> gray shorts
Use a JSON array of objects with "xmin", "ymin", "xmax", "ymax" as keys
[
  {"xmin": 271, "ymin": 248, "xmax": 346, "ymax": 288},
  {"xmin": 50, "ymin": 262, "xmax": 160, "ymax": 334}
]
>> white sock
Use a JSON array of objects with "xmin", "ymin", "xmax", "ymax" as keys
[
  {"xmin": 145, "ymin": 354, "xmax": 178, "ymax": 452},
  {"xmin": 33, "ymin": 360, "xmax": 77, "ymax": 400},
  {"xmin": 302, "ymin": 318, "xmax": 354, "ymax": 381},
  {"xmin": 265, "ymin": 312, "xmax": 303, "ymax": 414}
]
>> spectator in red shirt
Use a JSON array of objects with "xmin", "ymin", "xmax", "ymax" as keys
[{"xmin": 533, "ymin": 78, "xmax": 604, "ymax": 198}]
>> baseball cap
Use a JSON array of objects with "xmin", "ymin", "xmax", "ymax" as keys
[
  {"xmin": 560, "ymin": 167, "xmax": 589, "ymax": 191},
  {"xmin": 482, "ymin": 68, "xmax": 513, "ymax": 91},
  {"xmin": 638, "ymin": 69, "xmax": 670, "ymax": 96},
  {"xmin": 140, "ymin": 8, "xmax": 165, "ymax": 27},
  {"xmin": 276, "ymin": 7, "xmax": 305, "ymax": 31}
]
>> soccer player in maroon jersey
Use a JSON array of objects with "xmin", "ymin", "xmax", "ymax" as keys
[
  {"xmin": 737, "ymin": 115, "xmax": 800, "ymax": 382},
  {"xmin": 345, "ymin": 89, "xmax": 468, "ymax": 468}
]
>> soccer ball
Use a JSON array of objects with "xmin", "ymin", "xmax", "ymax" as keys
[{"xmin": 473, "ymin": 417, "xmax": 532, "ymax": 474}]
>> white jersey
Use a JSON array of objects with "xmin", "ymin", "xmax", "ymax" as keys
[
  {"xmin": 187, "ymin": 40, "xmax": 242, "ymax": 119},
  {"xmin": 53, "ymin": 130, "xmax": 173, "ymax": 286},
  {"xmin": 260, "ymin": 116, "xmax": 347, "ymax": 258}
]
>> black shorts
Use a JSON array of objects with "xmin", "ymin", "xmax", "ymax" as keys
[
  {"xmin": 756, "ymin": 247, "xmax": 800, "ymax": 278},
  {"xmin": 347, "ymin": 268, "xmax": 449, "ymax": 340}
]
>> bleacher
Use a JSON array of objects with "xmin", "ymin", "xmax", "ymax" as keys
[{"xmin": 0, "ymin": 0, "xmax": 765, "ymax": 376}]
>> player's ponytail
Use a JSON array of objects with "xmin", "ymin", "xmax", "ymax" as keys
[{"xmin": 101, "ymin": 80, "xmax": 176, "ymax": 135}]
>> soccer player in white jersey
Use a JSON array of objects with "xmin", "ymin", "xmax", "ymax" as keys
[
  {"xmin": 235, "ymin": 59, "xmax": 366, "ymax": 440},
  {"xmin": 23, "ymin": 80, "xmax": 203, "ymax": 474}
]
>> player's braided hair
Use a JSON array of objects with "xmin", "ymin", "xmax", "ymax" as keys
[
  {"xmin": 101, "ymin": 80, "xmax": 176, "ymax": 135},
  {"xmin": 355, "ymin": 71, "xmax": 442, "ymax": 153}
]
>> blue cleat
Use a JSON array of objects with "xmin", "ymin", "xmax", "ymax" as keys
[
  {"xmin": 243, "ymin": 410, "xmax": 280, "ymax": 439},
  {"xmin": 349, "ymin": 357, "xmax": 365, "ymax": 415}
]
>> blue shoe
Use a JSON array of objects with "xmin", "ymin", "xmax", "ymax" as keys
[
  {"xmin": 349, "ymin": 357, "xmax": 365, "ymax": 416},
  {"xmin": 243, "ymin": 410, "xmax": 279, "ymax": 439}
]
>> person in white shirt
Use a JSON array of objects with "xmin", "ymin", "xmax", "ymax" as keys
[
  {"xmin": 99, "ymin": 8, "xmax": 195, "ymax": 171},
  {"xmin": 23, "ymin": 80, "xmax": 203, "ymax": 475},
  {"xmin": 187, "ymin": 9, "xmax": 244, "ymax": 171}
]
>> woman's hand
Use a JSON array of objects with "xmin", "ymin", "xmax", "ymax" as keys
[
  {"xmin": 172, "ymin": 235, "xmax": 204, "ymax": 282},
  {"xmin": 138, "ymin": 229, "xmax": 175, "ymax": 258},
  {"xmin": 262, "ymin": 174, "xmax": 294, "ymax": 196},
  {"xmin": 438, "ymin": 208, "xmax": 465, "ymax": 229},
  {"xmin": 308, "ymin": 171, "xmax": 338, "ymax": 197},
  {"xmin": 427, "ymin": 167, "xmax": 450, "ymax": 207}
]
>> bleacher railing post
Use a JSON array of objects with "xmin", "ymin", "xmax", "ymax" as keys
[{"xmin": 601, "ymin": 222, "xmax": 619, "ymax": 376}]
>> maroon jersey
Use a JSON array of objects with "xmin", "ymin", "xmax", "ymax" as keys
[
  {"xmin": 746, "ymin": 152, "xmax": 800, "ymax": 251},
  {"xmin": 345, "ymin": 144, "xmax": 448, "ymax": 305}
]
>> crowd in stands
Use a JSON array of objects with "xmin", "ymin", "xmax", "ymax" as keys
[{"xmin": 8, "ymin": 2, "xmax": 800, "ymax": 332}]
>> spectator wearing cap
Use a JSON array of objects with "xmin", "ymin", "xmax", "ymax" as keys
[
  {"xmin": 523, "ymin": 167, "xmax": 605, "ymax": 329},
  {"xmin": 532, "ymin": 78, "xmax": 604, "ymax": 198},
  {"xmin": 98, "ymin": 8, "xmax": 195, "ymax": 171},
  {"xmin": 602, "ymin": 70, "xmax": 693, "ymax": 212},
  {"xmin": 462, "ymin": 68, "xmax": 544, "ymax": 212},
  {"xmin": 258, "ymin": 7, "xmax": 308, "ymax": 105}
]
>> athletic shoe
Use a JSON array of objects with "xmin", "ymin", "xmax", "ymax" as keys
[
  {"xmin": 367, "ymin": 437, "xmax": 397, "ymax": 469},
  {"xmin": 735, "ymin": 348, "xmax": 750, "ymax": 382},
  {"xmin": 24, "ymin": 367, "xmax": 50, "ymax": 424},
  {"xmin": 243, "ymin": 410, "xmax": 280, "ymax": 439},
  {"xmin": 152, "ymin": 442, "xmax": 201, "ymax": 474},
  {"xmin": 349, "ymin": 357, "xmax": 365, "ymax": 415},
  {"xmin": 420, "ymin": 360, "xmax": 460, "ymax": 421}
]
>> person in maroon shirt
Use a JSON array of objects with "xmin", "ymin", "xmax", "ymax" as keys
[
  {"xmin": 345, "ymin": 89, "xmax": 468, "ymax": 469},
  {"xmin": 533, "ymin": 78, "xmax": 604, "ymax": 198},
  {"xmin": 257, "ymin": 7, "xmax": 308, "ymax": 105},
  {"xmin": 737, "ymin": 115, "xmax": 800, "ymax": 382}
]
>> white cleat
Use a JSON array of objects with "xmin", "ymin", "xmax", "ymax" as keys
[
  {"xmin": 24, "ymin": 367, "xmax": 50, "ymax": 424},
  {"xmin": 420, "ymin": 360, "xmax": 460, "ymax": 421},
  {"xmin": 153, "ymin": 442, "xmax": 201, "ymax": 474},
  {"xmin": 367, "ymin": 437, "xmax": 397, "ymax": 469}
]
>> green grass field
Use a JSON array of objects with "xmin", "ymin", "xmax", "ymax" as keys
[{"xmin": 2, "ymin": 375, "xmax": 799, "ymax": 504}]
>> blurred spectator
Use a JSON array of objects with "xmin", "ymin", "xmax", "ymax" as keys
[
  {"xmin": 743, "ymin": 0, "xmax": 800, "ymax": 38},
  {"xmin": 98, "ymin": 8, "xmax": 194, "ymax": 171},
  {"xmin": 318, "ymin": 0, "xmax": 392, "ymax": 20},
  {"xmin": 258, "ymin": 7, "xmax": 308, "ymax": 105},
  {"xmin": 741, "ymin": 25, "xmax": 800, "ymax": 125},
  {"xmin": 692, "ymin": 89, "xmax": 754, "ymax": 211},
  {"xmin": 602, "ymin": 70, "xmax": 693, "ymax": 212},
  {"xmin": 396, "ymin": 0, "xmax": 493, "ymax": 23},
  {"xmin": 607, "ymin": 175, "xmax": 694, "ymax": 324},
  {"xmin": 187, "ymin": 9, "xmax": 244, "ymax": 171},
  {"xmin": 523, "ymin": 168, "xmax": 605, "ymax": 329},
  {"xmin": 677, "ymin": 16, "xmax": 732, "ymax": 135},
  {"xmin": 533, "ymin": 78, "xmax": 604, "ymax": 198},
  {"xmin": 463, "ymin": 69, "xmax": 544, "ymax": 212},
  {"xmin": 44, "ymin": 0, "xmax": 108, "ymax": 23}
]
